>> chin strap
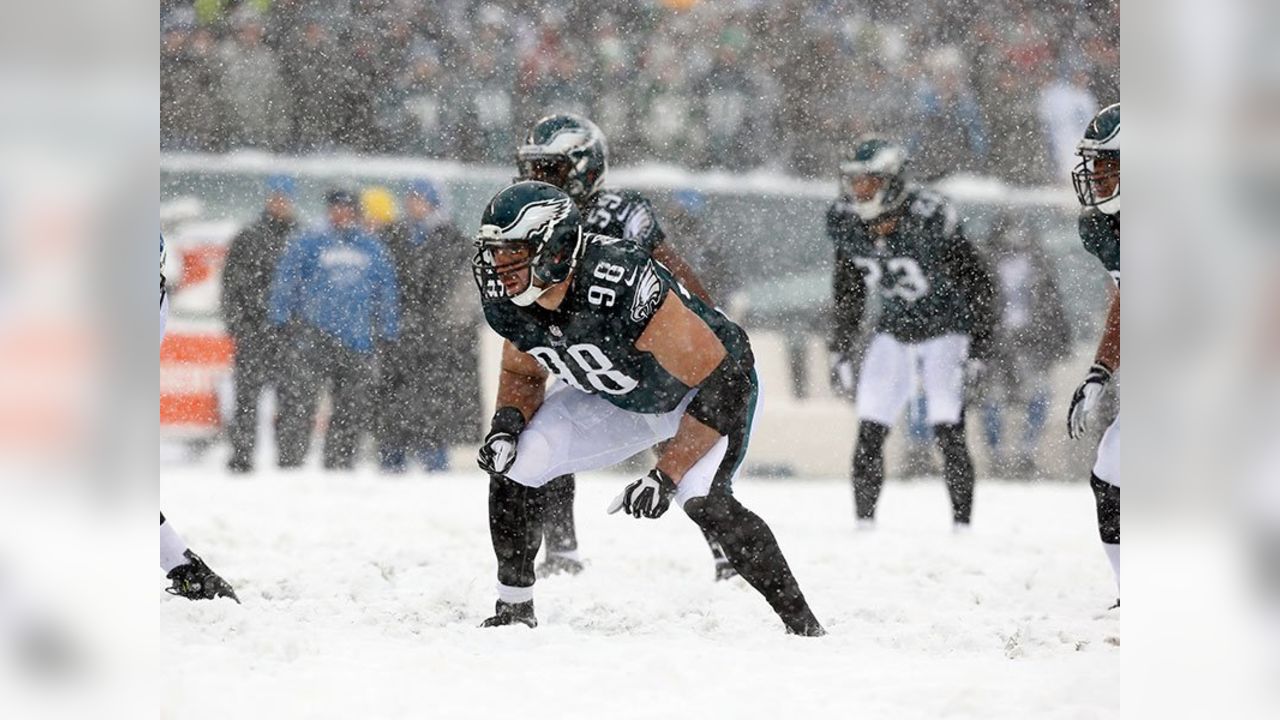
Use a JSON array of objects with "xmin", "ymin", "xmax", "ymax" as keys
[{"xmin": 509, "ymin": 283, "xmax": 548, "ymax": 307}]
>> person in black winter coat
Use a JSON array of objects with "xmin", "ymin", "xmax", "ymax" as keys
[
  {"xmin": 374, "ymin": 179, "xmax": 481, "ymax": 471},
  {"xmin": 220, "ymin": 175, "xmax": 298, "ymax": 472}
]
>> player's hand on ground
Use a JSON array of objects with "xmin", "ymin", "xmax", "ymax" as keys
[
  {"xmin": 829, "ymin": 352, "xmax": 856, "ymax": 398},
  {"xmin": 478, "ymin": 407, "xmax": 524, "ymax": 476},
  {"xmin": 607, "ymin": 469, "xmax": 677, "ymax": 519},
  {"xmin": 1067, "ymin": 363, "xmax": 1112, "ymax": 439}
]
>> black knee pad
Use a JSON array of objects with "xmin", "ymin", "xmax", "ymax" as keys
[
  {"xmin": 683, "ymin": 493, "xmax": 737, "ymax": 529},
  {"xmin": 1090, "ymin": 474, "xmax": 1120, "ymax": 544}
]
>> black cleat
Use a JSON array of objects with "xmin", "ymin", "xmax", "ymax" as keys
[
  {"xmin": 782, "ymin": 607, "xmax": 826, "ymax": 637},
  {"xmin": 480, "ymin": 600, "xmax": 537, "ymax": 628},
  {"xmin": 714, "ymin": 561, "xmax": 739, "ymax": 582},
  {"xmin": 536, "ymin": 554, "xmax": 584, "ymax": 578},
  {"xmin": 165, "ymin": 550, "xmax": 240, "ymax": 604},
  {"xmin": 1108, "ymin": 598, "xmax": 1120, "ymax": 610},
  {"xmin": 785, "ymin": 620, "xmax": 827, "ymax": 637}
]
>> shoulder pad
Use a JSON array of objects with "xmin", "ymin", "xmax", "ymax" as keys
[{"xmin": 906, "ymin": 189, "xmax": 960, "ymax": 237}]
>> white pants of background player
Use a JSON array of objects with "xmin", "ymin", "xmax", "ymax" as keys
[
  {"xmin": 506, "ymin": 378, "xmax": 765, "ymax": 509},
  {"xmin": 1094, "ymin": 413, "xmax": 1120, "ymax": 488},
  {"xmin": 1093, "ymin": 412, "xmax": 1121, "ymax": 592},
  {"xmin": 856, "ymin": 332, "xmax": 969, "ymax": 426}
]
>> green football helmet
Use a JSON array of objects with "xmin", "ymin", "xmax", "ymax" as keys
[
  {"xmin": 838, "ymin": 135, "xmax": 910, "ymax": 221},
  {"xmin": 1071, "ymin": 103, "xmax": 1120, "ymax": 214},
  {"xmin": 473, "ymin": 181, "xmax": 584, "ymax": 307},
  {"xmin": 516, "ymin": 114, "xmax": 608, "ymax": 206}
]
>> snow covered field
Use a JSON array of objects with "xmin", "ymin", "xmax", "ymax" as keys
[{"xmin": 160, "ymin": 462, "xmax": 1119, "ymax": 720}]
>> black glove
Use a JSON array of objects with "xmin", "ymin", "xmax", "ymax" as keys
[
  {"xmin": 478, "ymin": 407, "xmax": 526, "ymax": 476},
  {"xmin": 607, "ymin": 469, "xmax": 677, "ymax": 519},
  {"xmin": 1067, "ymin": 363, "xmax": 1112, "ymax": 440}
]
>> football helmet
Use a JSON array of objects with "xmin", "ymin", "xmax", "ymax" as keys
[
  {"xmin": 516, "ymin": 114, "xmax": 608, "ymax": 206},
  {"xmin": 1071, "ymin": 103, "xmax": 1120, "ymax": 214},
  {"xmin": 838, "ymin": 136, "xmax": 910, "ymax": 222},
  {"xmin": 473, "ymin": 181, "xmax": 584, "ymax": 307}
]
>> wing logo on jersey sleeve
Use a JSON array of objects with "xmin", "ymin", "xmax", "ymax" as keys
[
  {"xmin": 624, "ymin": 204, "xmax": 654, "ymax": 243},
  {"xmin": 630, "ymin": 262, "xmax": 663, "ymax": 322}
]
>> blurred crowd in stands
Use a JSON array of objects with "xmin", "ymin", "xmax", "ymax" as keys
[{"xmin": 161, "ymin": 0, "xmax": 1117, "ymax": 184}]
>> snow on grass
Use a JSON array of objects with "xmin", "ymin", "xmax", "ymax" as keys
[{"xmin": 160, "ymin": 462, "xmax": 1118, "ymax": 720}]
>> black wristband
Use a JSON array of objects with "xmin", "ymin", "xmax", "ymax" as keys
[
  {"xmin": 650, "ymin": 468, "xmax": 677, "ymax": 496},
  {"xmin": 489, "ymin": 406, "xmax": 526, "ymax": 436}
]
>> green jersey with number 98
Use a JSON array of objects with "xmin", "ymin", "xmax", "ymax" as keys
[
  {"xmin": 481, "ymin": 232, "xmax": 750, "ymax": 414},
  {"xmin": 1079, "ymin": 209, "xmax": 1120, "ymax": 287},
  {"xmin": 828, "ymin": 187, "xmax": 997, "ymax": 357}
]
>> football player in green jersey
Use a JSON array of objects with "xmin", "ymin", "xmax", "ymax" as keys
[
  {"xmin": 828, "ymin": 136, "xmax": 997, "ymax": 530},
  {"xmin": 1067, "ymin": 103, "xmax": 1121, "ymax": 607},
  {"xmin": 514, "ymin": 113, "xmax": 732, "ymax": 581},
  {"xmin": 471, "ymin": 181, "xmax": 823, "ymax": 635}
]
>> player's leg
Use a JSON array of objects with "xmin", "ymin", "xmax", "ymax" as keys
[
  {"xmin": 227, "ymin": 335, "xmax": 268, "ymax": 473},
  {"xmin": 483, "ymin": 384, "xmax": 682, "ymax": 626},
  {"xmin": 275, "ymin": 328, "xmax": 323, "ymax": 468},
  {"xmin": 676, "ymin": 373, "xmax": 824, "ymax": 635},
  {"xmin": 538, "ymin": 474, "xmax": 582, "ymax": 576},
  {"xmin": 852, "ymin": 333, "xmax": 912, "ymax": 524},
  {"xmin": 323, "ymin": 342, "xmax": 373, "ymax": 470},
  {"xmin": 920, "ymin": 334, "xmax": 976, "ymax": 527},
  {"xmin": 160, "ymin": 512, "xmax": 238, "ymax": 602},
  {"xmin": 1092, "ymin": 413, "xmax": 1121, "ymax": 600}
]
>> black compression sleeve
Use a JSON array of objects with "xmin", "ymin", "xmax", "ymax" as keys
[
  {"xmin": 829, "ymin": 248, "xmax": 866, "ymax": 355},
  {"xmin": 687, "ymin": 352, "xmax": 754, "ymax": 436},
  {"xmin": 949, "ymin": 235, "xmax": 997, "ymax": 359}
]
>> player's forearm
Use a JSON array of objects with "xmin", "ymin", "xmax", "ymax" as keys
[
  {"xmin": 655, "ymin": 413, "xmax": 723, "ymax": 483},
  {"xmin": 1095, "ymin": 291, "xmax": 1120, "ymax": 371},
  {"xmin": 495, "ymin": 369, "xmax": 545, "ymax": 423},
  {"xmin": 829, "ymin": 278, "xmax": 865, "ymax": 354}
]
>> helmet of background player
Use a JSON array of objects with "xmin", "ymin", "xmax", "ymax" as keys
[
  {"xmin": 1071, "ymin": 103, "xmax": 1120, "ymax": 214},
  {"xmin": 838, "ymin": 136, "xmax": 910, "ymax": 222},
  {"xmin": 515, "ymin": 114, "xmax": 608, "ymax": 206},
  {"xmin": 472, "ymin": 181, "xmax": 584, "ymax": 307}
]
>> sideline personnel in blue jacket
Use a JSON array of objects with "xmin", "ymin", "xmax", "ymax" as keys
[{"xmin": 269, "ymin": 189, "xmax": 399, "ymax": 469}]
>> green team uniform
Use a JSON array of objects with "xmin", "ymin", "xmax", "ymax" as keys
[
  {"xmin": 1079, "ymin": 209, "xmax": 1120, "ymax": 287},
  {"xmin": 481, "ymin": 233, "xmax": 749, "ymax": 415},
  {"xmin": 581, "ymin": 188, "xmax": 666, "ymax": 255},
  {"xmin": 828, "ymin": 187, "xmax": 995, "ymax": 357}
]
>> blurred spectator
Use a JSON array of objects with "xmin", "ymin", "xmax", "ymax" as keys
[
  {"xmin": 1038, "ymin": 69, "xmax": 1099, "ymax": 178},
  {"xmin": 159, "ymin": 0, "xmax": 1119, "ymax": 184},
  {"xmin": 277, "ymin": 18, "xmax": 341, "ymax": 152},
  {"xmin": 910, "ymin": 46, "xmax": 988, "ymax": 178},
  {"xmin": 373, "ymin": 180, "xmax": 480, "ymax": 472},
  {"xmin": 217, "ymin": 7, "xmax": 291, "ymax": 150},
  {"xmin": 161, "ymin": 10, "xmax": 228, "ymax": 151},
  {"xmin": 221, "ymin": 174, "xmax": 298, "ymax": 473},
  {"xmin": 979, "ymin": 213, "xmax": 1073, "ymax": 476},
  {"xmin": 268, "ymin": 189, "xmax": 399, "ymax": 470},
  {"xmin": 663, "ymin": 189, "xmax": 730, "ymax": 299}
]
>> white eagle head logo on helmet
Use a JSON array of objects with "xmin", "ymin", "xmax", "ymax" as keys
[{"xmin": 473, "ymin": 181, "xmax": 584, "ymax": 307}]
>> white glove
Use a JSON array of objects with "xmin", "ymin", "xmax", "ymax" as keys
[
  {"xmin": 478, "ymin": 408, "xmax": 524, "ymax": 476},
  {"xmin": 1067, "ymin": 363, "xmax": 1112, "ymax": 439},
  {"xmin": 829, "ymin": 352, "xmax": 856, "ymax": 398},
  {"xmin": 607, "ymin": 469, "xmax": 677, "ymax": 519}
]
